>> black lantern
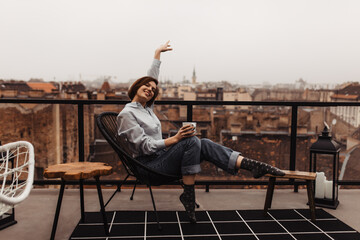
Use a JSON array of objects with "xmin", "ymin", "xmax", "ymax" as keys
[{"xmin": 309, "ymin": 123, "xmax": 340, "ymax": 209}]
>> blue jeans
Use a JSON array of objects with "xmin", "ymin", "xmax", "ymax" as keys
[{"xmin": 136, "ymin": 137, "xmax": 241, "ymax": 176}]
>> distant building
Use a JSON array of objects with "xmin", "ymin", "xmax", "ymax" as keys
[
  {"xmin": 330, "ymin": 83, "xmax": 360, "ymax": 127},
  {"xmin": 183, "ymin": 91, "xmax": 196, "ymax": 101},
  {"xmin": 196, "ymin": 88, "xmax": 223, "ymax": 101},
  {"xmin": 99, "ymin": 80, "xmax": 111, "ymax": 93},
  {"xmin": 60, "ymin": 81, "xmax": 86, "ymax": 93},
  {"xmin": 159, "ymin": 86, "xmax": 176, "ymax": 99},
  {"xmin": 60, "ymin": 82, "xmax": 88, "ymax": 99},
  {"xmin": 94, "ymin": 80, "xmax": 129, "ymax": 101},
  {"xmin": 252, "ymin": 88, "xmax": 304, "ymax": 101},
  {"xmin": 0, "ymin": 80, "xmax": 59, "ymax": 98},
  {"xmin": 223, "ymin": 89, "xmax": 252, "ymax": 110},
  {"xmin": 178, "ymin": 85, "xmax": 193, "ymax": 99},
  {"xmin": 303, "ymin": 88, "xmax": 333, "ymax": 102},
  {"xmin": 27, "ymin": 82, "xmax": 57, "ymax": 93},
  {"xmin": 196, "ymin": 89, "xmax": 217, "ymax": 101},
  {"xmin": 0, "ymin": 81, "xmax": 32, "ymax": 98}
]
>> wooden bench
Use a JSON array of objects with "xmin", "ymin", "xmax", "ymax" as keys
[
  {"xmin": 44, "ymin": 162, "xmax": 113, "ymax": 240},
  {"xmin": 264, "ymin": 170, "xmax": 317, "ymax": 222}
]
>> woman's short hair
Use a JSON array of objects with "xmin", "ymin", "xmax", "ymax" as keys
[{"xmin": 128, "ymin": 76, "xmax": 159, "ymax": 107}]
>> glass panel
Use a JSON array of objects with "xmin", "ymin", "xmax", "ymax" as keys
[
  {"xmin": 154, "ymin": 104, "xmax": 185, "ymax": 138},
  {"xmin": 186, "ymin": 104, "xmax": 290, "ymax": 185},
  {"xmin": 91, "ymin": 104, "xmax": 126, "ymax": 181},
  {"xmin": 297, "ymin": 106, "xmax": 360, "ymax": 187},
  {"xmin": 91, "ymin": 103, "xmax": 292, "ymax": 185},
  {"xmin": 332, "ymin": 105, "xmax": 360, "ymax": 186},
  {"xmin": 295, "ymin": 106, "xmax": 322, "ymax": 172},
  {"xmin": 0, "ymin": 103, "xmax": 80, "ymax": 180}
]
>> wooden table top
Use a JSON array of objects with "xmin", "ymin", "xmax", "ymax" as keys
[
  {"xmin": 266, "ymin": 170, "xmax": 316, "ymax": 180},
  {"xmin": 43, "ymin": 162, "xmax": 113, "ymax": 181}
]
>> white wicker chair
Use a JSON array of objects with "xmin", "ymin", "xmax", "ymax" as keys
[{"xmin": 0, "ymin": 141, "xmax": 35, "ymax": 216}]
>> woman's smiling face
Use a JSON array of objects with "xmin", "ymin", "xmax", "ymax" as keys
[{"xmin": 135, "ymin": 81, "xmax": 157, "ymax": 104}]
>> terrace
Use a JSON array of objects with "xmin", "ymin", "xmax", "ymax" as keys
[
  {"xmin": 1, "ymin": 99, "xmax": 360, "ymax": 239},
  {"xmin": 1, "ymin": 188, "xmax": 360, "ymax": 239}
]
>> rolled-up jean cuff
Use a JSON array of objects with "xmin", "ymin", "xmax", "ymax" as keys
[
  {"xmin": 181, "ymin": 164, "xmax": 201, "ymax": 175},
  {"xmin": 228, "ymin": 151, "xmax": 241, "ymax": 175}
]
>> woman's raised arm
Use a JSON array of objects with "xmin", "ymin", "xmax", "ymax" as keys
[
  {"xmin": 154, "ymin": 40, "xmax": 172, "ymax": 60},
  {"xmin": 147, "ymin": 41, "xmax": 173, "ymax": 79}
]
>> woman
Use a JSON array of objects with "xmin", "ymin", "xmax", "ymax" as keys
[{"xmin": 117, "ymin": 41, "xmax": 285, "ymax": 223}]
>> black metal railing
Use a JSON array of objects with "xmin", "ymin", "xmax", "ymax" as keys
[{"xmin": 1, "ymin": 98, "xmax": 360, "ymax": 188}]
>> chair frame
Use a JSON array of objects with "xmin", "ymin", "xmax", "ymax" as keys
[
  {"xmin": 0, "ymin": 141, "xmax": 35, "ymax": 229},
  {"xmin": 96, "ymin": 111, "xmax": 182, "ymax": 230}
]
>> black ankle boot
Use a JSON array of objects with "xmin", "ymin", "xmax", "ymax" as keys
[
  {"xmin": 240, "ymin": 157, "xmax": 285, "ymax": 179},
  {"xmin": 180, "ymin": 184, "xmax": 196, "ymax": 223}
]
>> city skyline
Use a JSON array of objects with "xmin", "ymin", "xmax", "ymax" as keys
[{"xmin": 1, "ymin": 0, "xmax": 360, "ymax": 85}]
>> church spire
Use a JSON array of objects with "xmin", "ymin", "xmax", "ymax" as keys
[{"xmin": 192, "ymin": 66, "xmax": 197, "ymax": 84}]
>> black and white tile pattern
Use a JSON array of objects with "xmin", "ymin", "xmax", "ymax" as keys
[{"xmin": 70, "ymin": 209, "xmax": 360, "ymax": 240}]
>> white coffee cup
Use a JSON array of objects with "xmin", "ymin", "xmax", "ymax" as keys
[
  {"xmin": 182, "ymin": 122, "xmax": 197, "ymax": 135},
  {"xmin": 182, "ymin": 122, "xmax": 196, "ymax": 129}
]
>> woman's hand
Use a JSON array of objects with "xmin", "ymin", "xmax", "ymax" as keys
[
  {"xmin": 175, "ymin": 124, "xmax": 196, "ymax": 140},
  {"xmin": 154, "ymin": 40, "xmax": 172, "ymax": 60},
  {"xmin": 164, "ymin": 124, "xmax": 196, "ymax": 147}
]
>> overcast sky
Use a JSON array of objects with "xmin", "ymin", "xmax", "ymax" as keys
[{"xmin": 1, "ymin": 0, "xmax": 360, "ymax": 85}]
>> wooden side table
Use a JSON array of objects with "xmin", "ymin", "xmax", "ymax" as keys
[
  {"xmin": 264, "ymin": 170, "xmax": 317, "ymax": 222},
  {"xmin": 44, "ymin": 162, "xmax": 113, "ymax": 240}
]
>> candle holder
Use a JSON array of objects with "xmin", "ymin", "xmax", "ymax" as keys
[{"xmin": 310, "ymin": 123, "xmax": 340, "ymax": 209}]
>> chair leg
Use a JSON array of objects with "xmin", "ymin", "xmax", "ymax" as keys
[
  {"xmin": 148, "ymin": 185, "xmax": 162, "ymax": 231},
  {"xmin": 118, "ymin": 173, "xmax": 131, "ymax": 192},
  {"xmin": 104, "ymin": 188, "xmax": 118, "ymax": 208},
  {"xmin": 105, "ymin": 174, "xmax": 131, "ymax": 207},
  {"xmin": 264, "ymin": 177, "xmax": 276, "ymax": 216},
  {"xmin": 306, "ymin": 180, "xmax": 316, "ymax": 222},
  {"xmin": 130, "ymin": 181, "xmax": 137, "ymax": 200},
  {"xmin": 95, "ymin": 176, "xmax": 109, "ymax": 235},
  {"xmin": 50, "ymin": 180, "xmax": 66, "ymax": 240}
]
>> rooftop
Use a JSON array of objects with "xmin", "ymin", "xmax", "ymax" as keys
[
  {"xmin": 26, "ymin": 82, "xmax": 57, "ymax": 93},
  {"xmin": 1, "ymin": 188, "xmax": 359, "ymax": 239}
]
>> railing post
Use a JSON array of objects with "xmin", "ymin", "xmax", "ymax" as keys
[
  {"xmin": 290, "ymin": 105, "xmax": 298, "ymax": 192},
  {"xmin": 187, "ymin": 103, "xmax": 193, "ymax": 121},
  {"xmin": 78, "ymin": 104, "xmax": 84, "ymax": 162},
  {"xmin": 290, "ymin": 105, "xmax": 298, "ymax": 171}
]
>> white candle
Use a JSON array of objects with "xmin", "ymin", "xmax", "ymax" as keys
[
  {"xmin": 315, "ymin": 172, "xmax": 325, "ymax": 199},
  {"xmin": 324, "ymin": 180, "xmax": 333, "ymax": 199}
]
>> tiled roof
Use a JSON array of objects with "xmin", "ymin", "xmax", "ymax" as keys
[
  {"xmin": 100, "ymin": 81, "xmax": 111, "ymax": 92},
  {"xmin": 61, "ymin": 83, "xmax": 86, "ymax": 93},
  {"xmin": 0, "ymin": 82, "xmax": 32, "ymax": 91},
  {"xmin": 337, "ymin": 84, "xmax": 360, "ymax": 95},
  {"xmin": 27, "ymin": 82, "xmax": 57, "ymax": 93},
  {"xmin": 330, "ymin": 94, "xmax": 358, "ymax": 100}
]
